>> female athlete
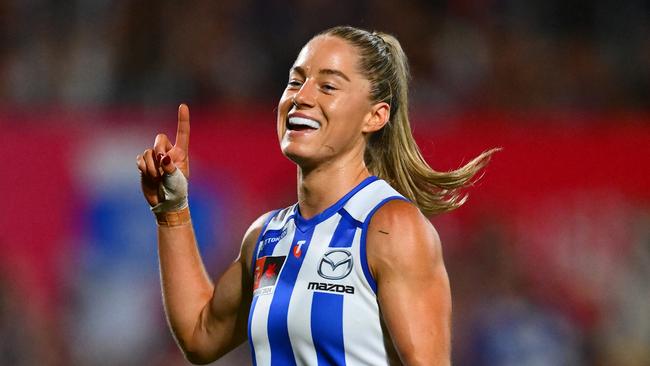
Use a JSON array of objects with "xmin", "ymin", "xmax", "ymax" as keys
[{"xmin": 137, "ymin": 26, "xmax": 495, "ymax": 366}]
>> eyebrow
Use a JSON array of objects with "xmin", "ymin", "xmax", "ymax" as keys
[{"xmin": 291, "ymin": 66, "xmax": 351, "ymax": 82}]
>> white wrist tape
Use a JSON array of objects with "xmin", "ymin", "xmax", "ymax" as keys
[{"xmin": 151, "ymin": 168, "xmax": 189, "ymax": 213}]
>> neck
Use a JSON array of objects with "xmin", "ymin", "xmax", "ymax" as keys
[{"xmin": 297, "ymin": 157, "xmax": 370, "ymax": 219}]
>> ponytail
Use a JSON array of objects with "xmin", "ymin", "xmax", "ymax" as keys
[{"xmin": 321, "ymin": 26, "xmax": 498, "ymax": 216}]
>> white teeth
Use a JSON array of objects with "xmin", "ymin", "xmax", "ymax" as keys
[{"xmin": 288, "ymin": 117, "xmax": 320, "ymax": 129}]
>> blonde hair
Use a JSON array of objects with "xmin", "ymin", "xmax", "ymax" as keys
[{"xmin": 320, "ymin": 26, "xmax": 498, "ymax": 216}]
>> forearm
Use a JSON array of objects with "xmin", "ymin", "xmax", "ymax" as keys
[{"xmin": 157, "ymin": 218, "xmax": 214, "ymax": 351}]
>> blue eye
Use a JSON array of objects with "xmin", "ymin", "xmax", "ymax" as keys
[{"xmin": 321, "ymin": 84, "xmax": 337, "ymax": 92}]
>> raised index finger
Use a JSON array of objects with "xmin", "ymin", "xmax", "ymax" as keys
[{"xmin": 175, "ymin": 103, "xmax": 190, "ymax": 150}]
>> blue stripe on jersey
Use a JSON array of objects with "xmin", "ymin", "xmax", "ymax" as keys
[
  {"xmin": 258, "ymin": 228, "xmax": 286, "ymax": 257},
  {"xmin": 248, "ymin": 295, "xmax": 259, "ymax": 366},
  {"xmin": 294, "ymin": 176, "xmax": 378, "ymax": 232},
  {"xmin": 267, "ymin": 222, "xmax": 315, "ymax": 365},
  {"xmin": 250, "ymin": 210, "xmax": 281, "ymax": 277},
  {"xmin": 311, "ymin": 292, "xmax": 346, "ymax": 366},
  {"xmin": 328, "ymin": 209, "xmax": 361, "ymax": 248},
  {"xmin": 360, "ymin": 196, "xmax": 409, "ymax": 294},
  {"xmin": 338, "ymin": 208, "xmax": 362, "ymax": 228}
]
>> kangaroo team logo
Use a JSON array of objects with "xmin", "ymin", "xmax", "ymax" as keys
[{"xmin": 317, "ymin": 249, "xmax": 353, "ymax": 280}]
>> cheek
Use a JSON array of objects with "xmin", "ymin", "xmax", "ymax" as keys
[
  {"xmin": 326, "ymin": 96, "xmax": 370, "ymax": 130},
  {"xmin": 277, "ymin": 92, "xmax": 292, "ymax": 126},
  {"xmin": 278, "ymin": 90, "xmax": 293, "ymax": 112}
]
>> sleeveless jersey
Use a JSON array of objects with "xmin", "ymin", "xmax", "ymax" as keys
[{"xmin": 248, "ymin": 176, "xmax": 407, "ymax": 366}]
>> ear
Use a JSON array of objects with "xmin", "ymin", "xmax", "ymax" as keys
[{"xmin": 362, "ymin": 102, "xmax": 390, "ymax": 133}]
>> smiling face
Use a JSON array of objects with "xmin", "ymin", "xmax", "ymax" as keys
[{"xmin": 277, "ymin": 35, "xmax": 389, "ymax": 169}]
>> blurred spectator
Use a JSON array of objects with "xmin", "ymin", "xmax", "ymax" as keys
[
  {"xmin": 599, "ymin": 209, "xmax": 650, "ymax": 366},
  {"xmin": 0, "ymin": 0, "xmax": 648, "ymax": 111},
  {"xmin": 0, "ymin": 274, "xmax": 39, "ymax": 365},
  {"xmin": 0, "ymin": 269, "xmax": 68, "ymax": 365},
  {"xmin": 448, "ymin": 218, "xmax": 582, "ymax": 365}
]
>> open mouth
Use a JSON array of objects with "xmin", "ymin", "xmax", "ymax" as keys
[{"xmin": 287, "ymin": 116, "xmax": 321, "ymax": 131}]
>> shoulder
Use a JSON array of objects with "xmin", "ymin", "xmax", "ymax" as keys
[
  {"xmin": 240, "ymin": 205, "xmax": 294, "ymax": 257},
  {"xmin": 367, "ymin": 199, "xmax": 440, "ymax": 247},
  {"xmin": 239, "ymin": 210, "xmax": 279, "ymax": 272},
  {"xmin": 366, "ymin": 199, "xmax": 443, "ymax": 280}
]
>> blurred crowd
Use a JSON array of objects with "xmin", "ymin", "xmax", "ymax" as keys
[
  {"xmin": 441, "ymin": 198, "xmax": 650, "ymax": 366},
  {"xmin": 1, "ymin": 1, "xmax": 649, "ymax": 366},
  {"xmin": 0, "ymin": 0, "xmax": 648, "ymax": 111}
]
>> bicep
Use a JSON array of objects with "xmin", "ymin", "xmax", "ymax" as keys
[
  {"xmin": 200, "ymin": 255, "xmax": 254, "ymax": 356},
  {"xmin": 368, "ymin": 202, "xmax": 451, "ymax": 365},
  {"xmin": 191, "ymin": 212, "xmax": 270, "ymax": 361}
]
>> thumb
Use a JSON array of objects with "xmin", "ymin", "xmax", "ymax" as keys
[{"xmin": 160, "ymin": 154, "xmax": 177, "ymax": 174}]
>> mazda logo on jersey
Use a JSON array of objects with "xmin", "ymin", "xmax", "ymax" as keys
[{"xmin": 317, "ymin": 249, "xmax": 353, "ymax": 280}]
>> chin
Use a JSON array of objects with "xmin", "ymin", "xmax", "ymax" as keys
[
  {"xmin": 281, "ymin": 144, "xmax": 321, "ymax": 169},
  {"xmin": 282, "ymin": 145, "xmax": 309, "ymax": 164}
]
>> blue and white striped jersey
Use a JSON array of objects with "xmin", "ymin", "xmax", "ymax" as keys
[{"xmin": 248, "ymin": 176, "xmax": 407, "ymax": 366}]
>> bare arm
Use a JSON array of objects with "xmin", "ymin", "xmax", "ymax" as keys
[
  {"xmin": 367, "ymin": 200, "xmax": 452, "ymax": 366},
  {"xmin": 136, "ymin": 104, "xmax": 267, "ymax": 364},
  {"xmin": 157, "ymin": 213, "xmax": 267, "ymax": 364}
]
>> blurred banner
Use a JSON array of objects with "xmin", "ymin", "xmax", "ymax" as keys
[{"xmin": 1, "ymin": 109, "xmax": 649, "ymax": 365}]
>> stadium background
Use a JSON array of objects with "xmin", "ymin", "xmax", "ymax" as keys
[{"xmin": 1, "ymin": 1, "xmax": 649, "ymax": 365}]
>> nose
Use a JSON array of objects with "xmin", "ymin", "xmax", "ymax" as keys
[{"xmin": 292, "ymin": 80, "xmax": 316, "ymax": 108}]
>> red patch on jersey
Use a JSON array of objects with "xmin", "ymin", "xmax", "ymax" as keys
[
  {"xmin": 253, "ymin": 257, "xmax": 267, "ymax": 290},
  {"xmin": 265, "ymin": 263, "xmax": 277, "ymax": 278},
  {"xmin": 253, "ymin": 256, "xmax": 286, "ymax": 291}
]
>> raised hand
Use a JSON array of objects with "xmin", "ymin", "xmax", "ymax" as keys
[{"xmin": 136, "ymin": 104, "xmax": 191, "ymax": 207}]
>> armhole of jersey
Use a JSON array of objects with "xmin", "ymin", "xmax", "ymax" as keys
[
  {"xmin": 250, "ymin": 209, "xmax": 281, "ymax": 278},
  {"xmin": 360, "ymin": 196, "xmax": 409, "ymax": 294}
]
